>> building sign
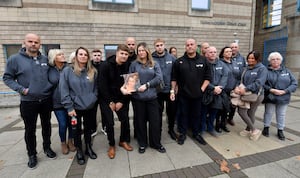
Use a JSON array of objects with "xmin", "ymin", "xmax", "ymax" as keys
[{"xmin": 200, "ymin": 21, "xmax": 247, "ymax": 26}]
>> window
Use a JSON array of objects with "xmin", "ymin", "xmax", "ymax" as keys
[
  {"xmin": 104, "ymin": 45, "xmax": 118, "ymax": 60},
  {"xmin": 297, "ymin": 0, "xmax": 300, "ymax": 12},
  {"xmin": 0, "ymin": 0, "xmax": 22, "ymax": 7},
  {"xmin": 3, "ymin": 44, "xmax": 22, "ymax": 61},
  {"xmin": 263, "ymin": 0, "xmax": 282, "ymax": 28},
  {"xmin": 191, "ymin": 0, "xmax": 210, "ymax": 10},
  {"xmin": 42, "ymin": 44, "xmax": 61, "ymax": 56},
  {"xmin": 93, "ymin": 0, "xmax": 133, "ymax": 4},
  {"xmin": 3, "ymin": 44, "xmax": 60, "ymax": 61},
  {"xmin": 89, "ymin": 0, "xmax": 137, "ymax": 12}
]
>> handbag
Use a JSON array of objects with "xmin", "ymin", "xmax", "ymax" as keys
[
  {"xmin": 239, "ymin": 69, "xmax": 261, "ymax": 102},
  {"xmin": 241, "ymin": 92, "xmax": 259, "ymax": 102}
]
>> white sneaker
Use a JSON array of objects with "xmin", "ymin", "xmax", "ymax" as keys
[
  {"xmin": 101, "ymin": 128, "xmax": 107, "ymax": 136},
  {"xmin": 240, "ymin": 130, "xmax": 251, "ymax": 137},
  {"xmin": 250, "ymin": 129, "xmax": 262, "ymax": 141},
  {"xmin": 91, "ymin": 131, "xmax": 98, "ymax": 137}
]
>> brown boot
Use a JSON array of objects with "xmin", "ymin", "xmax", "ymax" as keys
[
  {"xmin": 68, "ymin": 139, "xmax": 76, "ymax": 152},
  {"xmin": 61, "ymin": 142, "xmax": 69, "ymax": 155}
]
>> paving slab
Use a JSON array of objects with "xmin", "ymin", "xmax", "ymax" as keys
[{"xmin": 242, "ymin": 162, "xmax": 299, "ymax": 178}]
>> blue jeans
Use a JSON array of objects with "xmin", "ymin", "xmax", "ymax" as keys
[
  {"xmin": 54, "ymin": 109, "xmax": 73, "ymax": 142},
  {"xmin": 177, "ymin": 95, "xmax": 202, "ymax": 137},
  {"xmin": 263, "ymin": 103, "xmax": 288, "ymax": 130}
]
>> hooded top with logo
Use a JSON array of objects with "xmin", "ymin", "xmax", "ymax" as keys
[{"xmin": 3, "ymin": 47, "xmax": 53, "ymax": 101}]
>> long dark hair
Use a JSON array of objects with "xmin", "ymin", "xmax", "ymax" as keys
[{"xmin": 219, "ymin": 46, "xmax": 231, "ymax": 59}]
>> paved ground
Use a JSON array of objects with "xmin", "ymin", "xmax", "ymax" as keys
[{"xmin": 0, "ymin": 90, "xmax": 300, "ymax": 178}]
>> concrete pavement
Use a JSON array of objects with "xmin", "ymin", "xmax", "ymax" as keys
[{"xmin": 0, "ymin": 92, "xmax": 300, "ymax": 178}]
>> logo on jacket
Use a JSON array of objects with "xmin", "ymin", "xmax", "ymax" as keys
[{"xmin": 196, "ymin": 64, "xmax": 203, "ymax": 67}]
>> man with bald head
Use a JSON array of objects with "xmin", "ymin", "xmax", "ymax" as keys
[
  {"xmin": 200, "ymin": 42, "xmax": 210, "ymax": 56},
  {"xmin": 3, "ymin": 33, "xmax": 56, "ymax": 169},
  {"xmin": 126, "ymin": 37, "xmax": 137, "ymax": 63},
  {"xmin": 171, "ymin": 39, "xmax": 211, "ymax": 145},
  {"xmin": 230, "ymin": 42, "xmax": 246, "ymax": 70}
]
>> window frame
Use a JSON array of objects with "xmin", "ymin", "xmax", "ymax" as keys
[
  {"xmin": 89, "ymin": 0, "xmax": 137, "ymax": 12},
  {"xmin": 3, "ymin": 44, "xmax": 22, "ymax": 61},
  {"xmin": 0, "ymin": 0, "xmax": 22, "ymax": 7},
  {"xmin": 92, "ymin": 0, "xmax": 133, "ymax": 5},
  {"xmin": 3, "ymin": 44, "xmax": 61, "ymax": 61},
  {"xmin": 262, "ymin": 0, "xmax": 282, "ymax": 28},
  {"xmin": 103, "ymin": 45, "xmax": 118, "ymax": 60}
]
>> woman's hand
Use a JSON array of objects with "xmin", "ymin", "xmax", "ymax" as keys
[
  {"xmin": 138, "ymin": 84, "xmax": 147, "ymax": 92},
  {"xmin": 109, "ymin": 102, "xmax": 116, "ymax": 111},
  {"xmin": 115, "ymin": 102, "xmax": 123, "ymax": 111},
  {"xmin": 68, "ymin": 110, "xmax": 77, "ymax": 117}
]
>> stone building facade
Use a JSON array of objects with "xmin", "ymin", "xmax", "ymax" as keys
[
  {"xmin": 253, "ymin": 0, "xmax": 300, "ymax": 81},
  {"xmin": 0, "ymin": 0, "xmax": 255, "ymax": 94}
]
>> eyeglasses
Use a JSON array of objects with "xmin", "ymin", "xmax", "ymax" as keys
[{"xmin": 127, "ymin": 44, "xmax": 135, "ymax": 46}]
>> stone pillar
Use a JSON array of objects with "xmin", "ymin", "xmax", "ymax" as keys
[{"xmin": 286, "ymin": 15, "xmax": 300, "ymax": 82}]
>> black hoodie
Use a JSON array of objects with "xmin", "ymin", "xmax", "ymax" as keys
[{"xmin": 98, "ymin": 55, "xmax": 130, "ymax": 104}]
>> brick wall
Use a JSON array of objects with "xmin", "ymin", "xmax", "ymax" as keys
[{"xmin": 0, "ymin": 0, "xmax": 254, "ymax": 93}]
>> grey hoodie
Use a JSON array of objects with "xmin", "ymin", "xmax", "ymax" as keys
[
  {"xmin": 242, "ymin": 62, "xmax": 268, "ymax": 94},
  {"xmin": 3, "ymin": 47, "xmax": 53, "ymax": 101},
  {"xmin": 129, "ymin": 61, "xmax": 163, "ymax": 101},
  {"xmin": 152, "ymin": 49, "xmax": 176, "ymax": 93},
  {"xmin": 59, "ymin": 66, "xmax": 97, "ymax": 112}
]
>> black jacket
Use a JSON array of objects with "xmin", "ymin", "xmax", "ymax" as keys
[{"xmin": 98, "ymin": 55, "xmax": 130, "ymax": 104}]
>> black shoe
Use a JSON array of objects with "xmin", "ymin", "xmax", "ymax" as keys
[
  {"xmin": 156, "ymin": 146, "xmax": 166, "ymax": 153},
  {"xmin": 177, "ymin": 134, "xmax": 186, "ymax": 145},
  {"xmin": 28, "ymin": 155, "xmax": 38, "ymax": 169},
  {"xmin": 262, "ymin": 127, "xmax": 269, "ymax": 137},
  {"xmin": 168, "ymin": 130, "xmax": 177, "ymax": 141},
  {"xmin": 194, "ymin": 134, "xmax": 207, "ymax": 145},
  {"xmin": 76, "ymin": 149, "xmax": 86, "ymax": 165},
  {"xmin": 227, "ymin": 119, "xmax": 235, "ymax": 126},
  {"xmin": 138, "ymin": 146, "xmax": 146, "ymax": 154},
  {"xmin": 85, "ymin": 144, "xmax": 97, "ymax": 159},
  {"xmin": 221, "ymin": 126, "xmax": 230, "ymax": 132},
  {"xmin": 44, "ymin": 148, "xmax": 57, "ymax": 159},
  {"xmin": 277, "ymin": 130, "xmax": 285, "ymax": 141}
]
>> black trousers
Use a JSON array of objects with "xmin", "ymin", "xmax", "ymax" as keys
[
  {"xmin": 157, "ymin": 92, "xmax": 177, "ymax": 131},
  {"xmin": 132, "ymin": 98, "xmax": 162, "ymax": 148},
  {"xmin": 99, "ymin": 100, "xmax": 130, "ymax": 146},
  {"xmin": 73, "ymin": 107, "xmax": 96, "ymax": 148},
  {"xmin": 20, "ymin": 98, "xmax": 52, "ymax": 156}
]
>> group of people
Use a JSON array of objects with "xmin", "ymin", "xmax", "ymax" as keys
[{"xmin": 3, "ymin": 33, "xmax": 298, "ymax": 169}]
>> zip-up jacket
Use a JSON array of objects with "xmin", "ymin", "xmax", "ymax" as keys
[
  {"xmin": 48, "ymin": 64, "xmax": 67, "ymax": 109},
  {"xmin": 171, "ymin": 52, "xmax": 211, "ymax": 98},
  {"xmin": 98, "ymin": 55, "xmax": 130, "ymax": 104},
  {"xmin": 129, "ymin": 60, "xmax": 163, "ymax": 101},
  {"xmin": 242, "ymin": 63, "xmax": 268, "ymax": 94},
  {"xmin": 264, "ymin": 66, "xmax": 298, "ymax": 104},
  {"xmin": 221, "ymin": 58, "xmax": 242, "ymax": 91},
  {"xmin": 59, "ymin": 66, "xmax": 97, "ymax": 112},
  {"xmin": 3, "ymin": 47, "xmax": 53, "ymax": 101},
  {"xmin": 233, "ymin": 52, "xmax": 246, "ymax": 70},
  {"xmin": 207, "ymin": 58, "xmax": 229, "ymax": 90},
  {"xmin": 152, "ymin": 49, "xmax": 176, "ymax": 93}
]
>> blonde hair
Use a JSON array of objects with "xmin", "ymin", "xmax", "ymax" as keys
[
  {"xmin": 68, "ymin": 52, "xmax": 75, "ymax": 64},
  {"xmin": 72, "ymin": 47, "xmax": 97, "ymax": 82},
  {"xmin": 136, "ymin": 42, "xmax": 155, "ymax": 67},
  {"xmin": 48, "ymin": 49, "xmax": 64, "ymax": 66}
]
